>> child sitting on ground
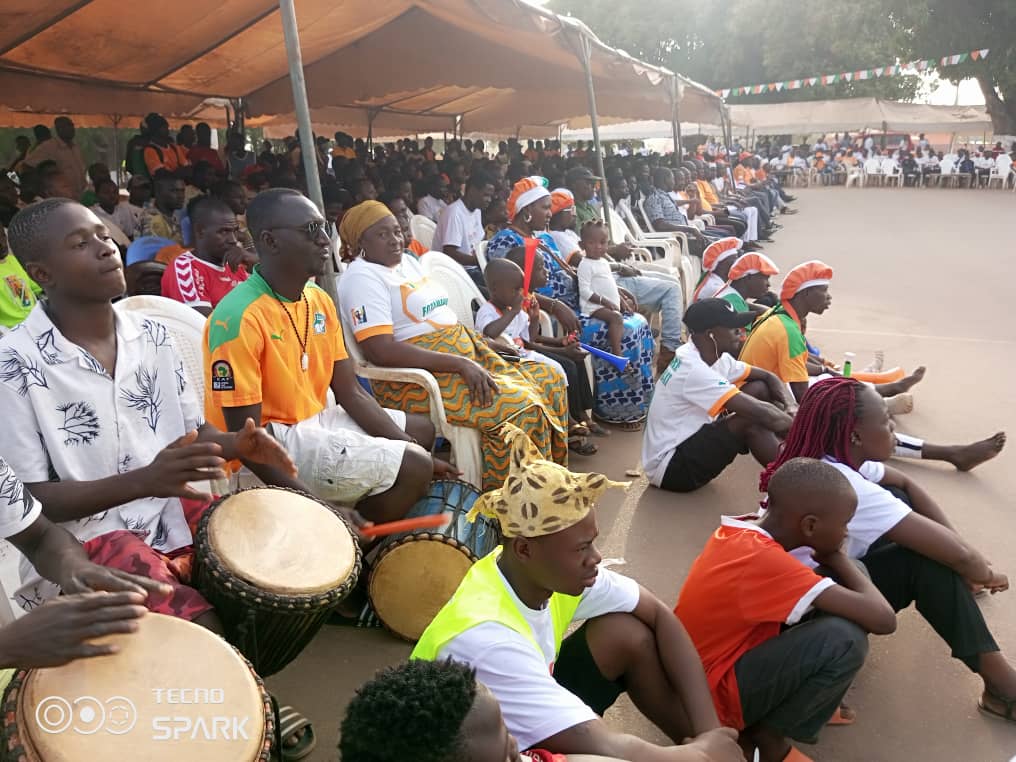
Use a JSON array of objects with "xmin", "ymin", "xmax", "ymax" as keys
[
  {"xmin": 476, "ymin": 252, "xmax": 603, "ymax": 454},
  {"xmin": 676, "ymin": 457, "xmax": 896, "ymax": 762},
  {"xmin": 576, "ymin": 220, "xmax": 632, "ymax": 360}
]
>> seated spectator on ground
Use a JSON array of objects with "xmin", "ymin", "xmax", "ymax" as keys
[
  {"xmin": 678, "ymin": 458, "xmax": 895, "ymax": 762},
  {"xmin": 88, "ymin": 178, "xmax": 132, "ymax": 250},
  {"xmin": 487, "ymin": 179, "xmax": 654, "ymax": 429},
  {"xmin": 760, "ymin": 379, "xmax": 1016, "ymax": 725},
  {"xmin": 187, "ymin": 122, "xmax": 225, "ymax": 175},
  {"xmin": 23, "ymin": 117, "xmax": 86, "ymax": 199},
  {"xmin": 0, "ymin": 223, "xmax": 41, "ymax": 330},
  {"xmin": 337, "ymin": 200, "xmax": 568, "ymax": 491},
  {"xmin": 417, "ymin": 174, "xmax": 450, "ymax": 222},
  {"xmin": 139, "ymin": 171, "xmax": 186, "ymax": 246},
  {"xmin": 432, "ymin": 170, "xmax": 494, "ymax": 282},
  {"xmin": 739, "ymin": 260, "xmax": 1001, "ymax": 471},
  {"xmin": 143, "ymin": 115, "xmax": 190, "ymax": 178},
  {"xmin": 161, "ymin": 196, "xmax": 251, "ymax": 315},
  {"xmin": 714, "ymin": 252, "xmax": 779, "ymax": 317},
  {"xmin": 693, "ymin": 238, "xmax": 741, "ymax": 302},
  {"xmin": 412, "ymin": 426, "xmax": 743, "ymax": 761},
  {"xmin": 479, "ymin": 255, "xmax": 600, "ymax": 455},
  {"xmin": 206, "ymin": 190, "xmax": 447, "ymax": 522},
  {"xmin": 642, "ymin": 299, "xmax": 791, "ymax": 493}
]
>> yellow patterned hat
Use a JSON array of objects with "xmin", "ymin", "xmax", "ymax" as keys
[{"xmin": 467, "ymin": 424, "xmax": 630, "ymax": 538}]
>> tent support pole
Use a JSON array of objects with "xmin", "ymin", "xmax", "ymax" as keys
[
  {"xmin": 669, "ymin": 76, "xmax": 683, "ymax": 161},
  {"xmin": 880, "ymin": 121, "xmax": 887, "ymax": 150},
  {"xmin": 278, "ymin": 0, "xmax": 337, "ymax": 304},
  {"xmin": 110, "ymin": 114, "xmax": 121, "ymax": 186},
  {"xmin": 576, "ymin": 33, "xmax": 612, "ymax": 232}
]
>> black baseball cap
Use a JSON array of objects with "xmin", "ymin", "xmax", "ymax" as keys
[
  {"xmin": 683, "ymin": 298, "xmax": 755, "ymax": 333},
  {"xmin": 566, "ymin": 166, "xmax": 601, "ymax": 184}
]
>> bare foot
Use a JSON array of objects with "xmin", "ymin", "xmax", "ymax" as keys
[
  {"xmin": 885, "ymin": 393, "xmax": 914, "ymax": 416},
  {"xmin": 950, "ymin": 433, "xmax": 1007, "ymax": 472},
  {"xmin": 895, "ymin": 365, "xmax": 926, "ymax": 393}
]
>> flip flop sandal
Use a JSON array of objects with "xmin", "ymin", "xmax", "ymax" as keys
[
  {"xmin": 979, "ymin": 689, "xmax": 1016, "ymax": 723},
  {"xmin": 618, "ymin": 420, "xmax": 644, "ymax": 432},
  {"xmin": 278, "ymin": 705, "xmax": 317, "ymax": 760},
  {"xmin": 569, "ymin": 422, "xmax": 591, "ymax": 437},
  {"xmin": 568, "ymin": 437, "xmax": 598, "ymax": 456},
  {"xmin": 827, "ymin": 704, "xmax": 856, "ymax": 725},
  {"xmin": 783, "ymin": 747, "xmax": 815, "ymax": 762}
]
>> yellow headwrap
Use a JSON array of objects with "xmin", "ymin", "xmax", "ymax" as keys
[
  {"xmin": 339, "ymin": 200, "xmax": 393, "ymax": 258},
  {"xmin": 467, "ymin": 424, "xmax": 629, "ymax": 538}
]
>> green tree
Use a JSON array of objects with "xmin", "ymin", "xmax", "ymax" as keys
[
  {"xmin": 553, "ymin": 0, "xmax": 919, "ymax": 104},
  {"xmin": 887, "ymin": 0, "xmax": 1015, "ymax": 133}
]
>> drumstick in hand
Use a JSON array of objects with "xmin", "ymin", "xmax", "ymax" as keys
[{"xmin": 360, "ymin": 513, "xmax": 452, "ymax": 538}]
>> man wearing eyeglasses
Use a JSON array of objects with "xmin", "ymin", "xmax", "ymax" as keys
[
  {"xmin": 204, "ymin": 188, "xmax": 454, "ymax": 527},
  {"xmin": 642, "ymin": 299, "xmax": 791, "ymax": 494},
  {"xmin": 160, "ymin": 196, "xmax": 253, "ymax": 316}
]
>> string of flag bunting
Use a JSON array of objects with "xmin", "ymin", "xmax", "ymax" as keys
[{"xmin": 716, "ymin": 49, "xmax": 990, "ymax": 98}]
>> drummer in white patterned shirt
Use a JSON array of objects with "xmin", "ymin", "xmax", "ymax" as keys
[{"xmin": 0, "ymin": 198, "xmax": 296, "ymax": 623}]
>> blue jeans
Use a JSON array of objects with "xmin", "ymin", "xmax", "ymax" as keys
[{"xmin": 617, "ymin": 273, "xmax": 683, "ymax": 351}]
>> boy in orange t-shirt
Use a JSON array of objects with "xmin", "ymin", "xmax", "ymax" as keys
[{"xmin": 676, "ymin": 458, "xmax": 896, "ymax": 762}]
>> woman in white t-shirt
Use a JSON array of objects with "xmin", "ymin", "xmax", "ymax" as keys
[
  {"xmin": 760, "ymin": 377, "xmax": 1016, "ymax": 723},
  {"xmin": 337, "ymin": 201, "xmax": 568, "ymax": 491}
]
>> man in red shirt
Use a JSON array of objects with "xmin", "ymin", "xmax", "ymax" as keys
[
  {"xmin": 161, "ymin": 196, "xmax": 251, "ymax": 315},
  {"xmin": 676, "ymin": 458, "xmax": 896, "ymax": 762},
  {"xmin": 187, "ymin": 122, "xmax": 225, "ymax": 176}
]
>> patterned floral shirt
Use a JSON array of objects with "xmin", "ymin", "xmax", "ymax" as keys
[
  {"xmin": 0, "ymin": 457, "xmax": 42, "ymax": 540},
  {"xmin": 0, "ymin": 303, "xmax": 203, "ymax": 608}
]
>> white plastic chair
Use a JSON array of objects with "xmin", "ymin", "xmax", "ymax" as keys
[
  {"xmin": 419, "ymin": 252, "xmax": 484, "ymax": 329},
  {"xmin": 987, "ymin": 160, "xmax": 1012, "ymax": 190},
  {"xmin": 881, "ymin": 159, "xmax": 903, "ymax": 188},
  {"xmin": 474, "ymin": 239, "xmax": 489, "ymax": 276},
  {"xmin": 341, "ymin": 328, "xmax": 483, "ymax": 490},
  {"xmin": 410, "ymin": 214, "xmax": 436, "ymax": 250},
  {"xmin": 844, "ymin": 164, "xmax": 864, "ymax": 188},
  {"xmin": 862, "ymin": 158, "xmax": 882, "ymax": 187}
]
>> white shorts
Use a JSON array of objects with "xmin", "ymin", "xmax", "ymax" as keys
[{"xmin": 269, "ymin": 406, "xmax": 408, "ymax": 504}]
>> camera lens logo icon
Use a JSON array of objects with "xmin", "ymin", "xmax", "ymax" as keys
[{"xmin": 36, "ymin": 696, "xmax": 137, "ymax": 735}]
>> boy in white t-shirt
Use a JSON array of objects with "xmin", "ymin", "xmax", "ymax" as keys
[
  {"xmin": 576, "ymin": 221, "xmax": 630, "ymax": 358},
  {"xmin": 643, "ymin": 299, "xmax": 792, "ymax": 492},
  {"xmin": 477, "ymin": 255, "xmax": 602, "ymax": 450}
]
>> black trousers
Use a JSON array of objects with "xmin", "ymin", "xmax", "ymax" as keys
[
  {"xmin": 863, "ymin": 486, "xmax": 999, "ymax": 671},
  {"xmin": 537, "ymin": 349, "xmax": 595, "ymax": 420}
]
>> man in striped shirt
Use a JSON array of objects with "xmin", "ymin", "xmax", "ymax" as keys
[{"xmin": 161, "ymin": 196, "xmax": 252, "ymax": 316}]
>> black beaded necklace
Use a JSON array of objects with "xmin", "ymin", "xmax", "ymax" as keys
[{"xmin": 269, "ymin": 288, "xmax": 311, "ymax": 372}]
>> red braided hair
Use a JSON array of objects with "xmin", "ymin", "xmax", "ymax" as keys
[{"xmin": 759, "ymin": 377, "xmax": 865, "ymax": 493}]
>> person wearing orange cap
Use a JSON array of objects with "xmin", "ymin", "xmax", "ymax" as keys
[
  {"xmin": 693, "ymin": 237, "xmax": 742, "ymax": 302},
  {"xmin": 715, "ymin": 253, "xmax": 780, "ymax": 318},
  {"xmin": 740, "ymin": 261, "xmax": 1006, "ymax": 471}
]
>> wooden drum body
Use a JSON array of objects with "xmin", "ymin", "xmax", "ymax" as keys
[
  {"xmin": 195, "ymin": 487, "xmax": 361, "ymax": 677},
  {"xmin": 369, "ymin": 479, "xmax": 500, "ymax": 642},
  {"xmin": 0, "ymin": 613, "xmax": 272, "ymax": 761}
]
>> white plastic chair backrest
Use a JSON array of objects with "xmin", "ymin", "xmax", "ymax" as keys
[
  {"xmin": 881, "ymin": 158, "xmax": 898, "ymax": 174},
  {"xmin": 475, "ymin": 239, "xmax": 489, "ymax": 276},
  {"xmin": 621, "ymin": 202, "xmax": 647, "ymax": 236},
  {"xmin": 116, "ymin": 295, "xmax": 208, "ymax": 403},
  {"xmin": 419, "ymin": 251, "xmax": 484, "ymax": 329},
  {"xmin": 607, "ymin": 208, "xmax": 633, "ymax": 246},
  {"xmin": 940, "ymin": 158, "xmax": 955, "ymax": 174},
  {"xmin": 864, "ymin": 158, "xmax": 882, "ymax": 173},
  {"xmin": 637, "ymin": 199, "xmax": 655, "ymax": 231},
  {"xmin": 410, "ymin": 214, "xmax": 436, "ymax": 250}
]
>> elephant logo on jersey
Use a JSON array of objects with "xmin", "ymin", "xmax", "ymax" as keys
[{"xmin": 313, "ymin": 312, "xmax": 326, "ymax": 335}]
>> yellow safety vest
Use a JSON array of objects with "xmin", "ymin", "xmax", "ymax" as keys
[{"xmin": 412, "ymin": 549, "xmax": 582, "ymax": 662}]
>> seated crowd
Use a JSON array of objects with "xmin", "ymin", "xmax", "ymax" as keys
[{"xmin": 0, "ymin": 114, "xmax": 1011, "ymax": 762}]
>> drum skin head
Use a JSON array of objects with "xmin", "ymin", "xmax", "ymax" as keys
[
  {"xmin": 369, "ymin": 537, "xmax": 474, "ymax": 641},
  {"xmin": 209, "ymin": 488, "xmax": 356, "ymax": 595},
  {"xmin": 19, "ymin": 614, "xmax": 266, "ymax": 761}
]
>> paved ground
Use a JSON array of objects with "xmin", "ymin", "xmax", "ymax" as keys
[{"xmin": 269, "ymin": 186, "xmax": 1016, "ymax": 761}]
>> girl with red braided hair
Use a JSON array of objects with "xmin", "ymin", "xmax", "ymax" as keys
[{"xmin": 760, "ymin": 377, "xmax": 1016, "ymax": 724}]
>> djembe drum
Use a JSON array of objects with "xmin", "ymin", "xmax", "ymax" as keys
[
  {"xmin": 368, "ymin": 479, "xmax": 500, "ymax": 641},
  {"xmin": 0, "ymin": 613, "xmax": 273, "ymax": 761},
  {"xmin": 195, "ymin": 487, "xmax": 361, "ymax": 676}
]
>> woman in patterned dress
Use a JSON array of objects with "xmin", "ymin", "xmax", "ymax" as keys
[
  {"xmin": 487, "ymin": 177, "xmax": 654, "ymax": 428},
  {"xmin": 337, "ymin": 201, "xmax": 568, "ymax": 491}
]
